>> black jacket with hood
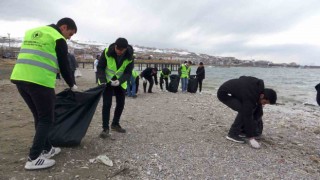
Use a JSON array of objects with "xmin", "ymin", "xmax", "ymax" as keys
[
  {"xmin": 97, "ymin": 43, "xmax": 134, "ymax": 87},
  {"xmin": 219, "ymin": 76, "xmax": 265, "ymax": 136}
]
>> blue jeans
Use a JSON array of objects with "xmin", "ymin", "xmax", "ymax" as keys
[
  {"xmin": 127, "ymin": 76, "xmax": 136, "ymax": 96},
  {"xmin": 181, "ymin": 78, "xmax": 188, "ymax": 92}
]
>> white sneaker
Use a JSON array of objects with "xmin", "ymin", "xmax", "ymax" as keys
[
  {"xmin": 25, "ymin": 155, "xmax": 55, "ymax": 170},
  {"xmin": 42, "ymin": 147, "xmax": 61, "ymax": 159},
  {"xmin": 249, "ymin": 138, "xmax": 261, "ymax": 149}
]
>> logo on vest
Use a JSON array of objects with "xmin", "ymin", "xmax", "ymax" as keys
[{"xmin": 32, "ymin": 31, "xmax": 43, "ymax": 39}]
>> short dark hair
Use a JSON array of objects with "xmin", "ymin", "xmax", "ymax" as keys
[
  {"xmin": 264, "ymin": 88, "xmax": 277, "ymax": 104},
  {"xmin": 57, "ymin": 17, "xmax": 77, "ymax": 33},
  {"xmin": 199, "ymin": 62, "xmax": 203, "ymax": 65},
  {"xmin": 115, "ymin": 38, "xmax": 128, "ymax": 49}
]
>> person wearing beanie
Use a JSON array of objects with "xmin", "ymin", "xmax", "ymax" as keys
[
  {"xmin": 97, "ymin": 37, "xmax": 134, "ymax": 137},
  {"xmin": 196, "ymin": 62, "xmax": 205, "ymax": 94},
  {"xmin": 217, "ymin": 76, "xmax": 277, "ymax": 149}
]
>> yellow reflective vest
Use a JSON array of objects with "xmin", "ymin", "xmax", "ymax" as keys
[
  {"xmin": 180, "ymin": 64, "xmax": 189, "ymax": 78},
  {"xmin": 103, "ymin": 48, "xmax": 132, "ymax": 89},
  {"xmin": 10, "ymin": 26, "xmax": 65, "ymax": 88}
]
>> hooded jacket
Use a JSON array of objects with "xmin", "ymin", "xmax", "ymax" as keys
[
  {"xmin": 97, "ymin": 43, "xmax": 134, "ymax": 85},
  {"xmin": 218, "ymin": 76, "xmax": 265, "ymax": 137}
]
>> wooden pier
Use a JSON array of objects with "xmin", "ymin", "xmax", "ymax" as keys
[{"xmin": 78, "ymin": 61, "xmax": 181, "ymax": 71}]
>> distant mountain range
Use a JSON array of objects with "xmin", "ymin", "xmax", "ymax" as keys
[{"xmin": 2, "ymin": 37, "xmax": 318, "ymax": 68}]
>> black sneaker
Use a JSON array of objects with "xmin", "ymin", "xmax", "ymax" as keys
[
  {"xmin": 226, "ymin": 134, "xmax": 245, "ymax": 143},
  {"xmin": 111, "ymin": 125, "xmax": 126, "ymax": 133},
  {"xmin": 99, "ymin": 129, "xmax": 110, "ymax": 139}
]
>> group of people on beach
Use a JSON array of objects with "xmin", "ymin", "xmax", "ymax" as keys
[{"xmin": 9, "ymin": 17, "xmax": 318, "ymax": 171}]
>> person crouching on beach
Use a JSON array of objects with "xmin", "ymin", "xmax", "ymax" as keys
[
  {"xmin": 217, "ymin": 76, "xmax": 277, "ymax": 149},
  {"xmin": 140, "ymin": 67, "xmax": 158, "ymax": 93}
]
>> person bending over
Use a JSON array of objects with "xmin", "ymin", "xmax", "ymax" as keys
[
  {"xmin": 217, "ymin": 76, "xmax": 277, "ymax": 149},
  {"xmin": 140, "ymin": 67, "xmax": 158, "ymax": 93}
]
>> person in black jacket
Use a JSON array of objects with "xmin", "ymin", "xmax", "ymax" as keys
[
  {"xmin": 67, "ymin": 52, "xmax": 78, "ymax": 84},
  {"xmin": 217, "ymin": 76, "xmax": 277, "ymax": 149},
  {"xmin": 316, "ymin": 83, "xmax": 320, "ymax": 106},
  {"xmin": 140, "ymin": 67, "xmax": 158, "ymax": 93},
  {"xmin": 196, "ymin": 62, "xmax": 205, "ymax": 94},
  {"xmin": 97, "ymin": 38, "xmax": 134, "ymax": 137}
]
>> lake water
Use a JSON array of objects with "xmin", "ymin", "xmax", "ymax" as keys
[{"xmin": 189, "ymin": 66, "xmax": 319, "ymax": 105}]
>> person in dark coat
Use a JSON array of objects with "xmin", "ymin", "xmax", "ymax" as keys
[
  {"xmin": 196, "ymin": 62, "xmax": 205, "ymax": 94},
  {"xmin": 67, "ymin": 52, "xmax": 78, "ymax": 84},
  {"xmin": 140, "ymin": 67, "xmax": 158, "ymax": 93},
  {"xmin": 217, "ymin": 76, "xmax": 277, "ymax": 149},
  {"xmin": 316, "ymin": 83, "xmax": 320, "ymax": 106}
]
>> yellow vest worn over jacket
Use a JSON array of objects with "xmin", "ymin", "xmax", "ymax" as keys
[
  {"xmin": 160, "ymin": 70, "xmax": 170, "ymax": 78},
  {"xmin": 104, "ymin": 48, "xmax": 132, "ymax": 89},
  {"xmin": 180, "ymin": 64, "xmax": 189, "ymax": 78},
  {"xmin": 132, "ymin": 70, "xmax": 139, "ymax": 79},
  {"xmin": 10, "ymin": 26, "xmax": 65, "ymax": 88}
]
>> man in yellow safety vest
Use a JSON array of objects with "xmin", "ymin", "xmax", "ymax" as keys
[{"xmin": 10, "ymin": 17, "xmax": 78, "ymax": 170}]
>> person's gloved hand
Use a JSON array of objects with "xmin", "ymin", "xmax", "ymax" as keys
[
  {"xmin": 142, "ymin": 78, "xmax": 147, "ymax": 83},
  {"xmin": 71, "ymin": 84, "xmax": 78, "ymax": 91},
  {"xmin": 111, "ymin": 80, "xmax": 120, "ymax": 86},
  {"xmin": 99, "ymin": 82, "xmax": 106, "ymax": 86}
]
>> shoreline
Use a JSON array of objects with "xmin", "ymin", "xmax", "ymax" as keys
[{"xmin": 0, "ymin": 67, "xmax": 320, "ymax": 179}]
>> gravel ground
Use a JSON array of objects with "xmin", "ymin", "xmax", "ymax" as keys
[{"xmin": 0, "ymin": 65, "xmax": 319, "ymax": 179}]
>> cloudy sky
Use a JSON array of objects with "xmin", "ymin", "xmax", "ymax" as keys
[{"xmin": 1, "ymin": 0, "xmax": 320, "ymax": 65}]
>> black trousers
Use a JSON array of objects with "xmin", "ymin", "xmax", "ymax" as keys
[
  {"xmin": 95, "ymin": 72, "xmax": 98, "ymax": 84},
  {"xmin": 197, "ymin": 78, "xmax": 203, "ymax": 92},
  {"xmin": 71, "ymin": 70, "xmax": 76, "ymax": 85},
  {"xmin": 16, "ymin": 82, "xmax": 55, "ymax": 160},
  {"xmin": 102, "ymin": 85, "xmax": 126, "ymax": 130},
  {"xmin": 143, "ymin": 77, "xmax": 154, "ymax": 93},
  {"xmin": 135, "ymin": 77, "xmax": 139, "ymax": 94},
  {"xmin": 160, "ymin": 77, "xmax": 169, "ymax": 90},
  {"xmin": 217, "ymin": 89, "xmax": 262, "ymax": 137}
]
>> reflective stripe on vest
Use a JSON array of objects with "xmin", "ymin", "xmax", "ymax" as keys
[
  {"xmin": 10, "ymin": 26, "xmax": 65, "ymax": 88},
  {"xmin": 104, "ymin": 48, "xmax": 132, "ymax": 89},
  {"xmin": 17, "ymin": 49, "xmax": 59, "ymax": 73}
]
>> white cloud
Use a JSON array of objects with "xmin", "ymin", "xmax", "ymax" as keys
[{"xmin": 1, "ymin": 0, "xmax": 320, "ymax": 65}]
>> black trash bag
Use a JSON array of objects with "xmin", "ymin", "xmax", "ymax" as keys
[
  {"xmin": 168, "ymin": 74, "xmax": 180, "ymax": 93},
  {"xmin": 187, "ymin": 75, "xmax": 198, "ymax": 93},
  {"xmin": 49, "ymin": 85, "xmax": 105, "ymax": 147},
  {"xmin": 316, "ymin": 83, "xmax": 320, "ymax": 106}
]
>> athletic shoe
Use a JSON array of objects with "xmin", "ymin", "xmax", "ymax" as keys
[
  {"xmin": 226, "ymin": 134, "xmax": 245, "ymax": 143},
  {"xmin": 111, "ymin": 125, "xmax": 126, "ymax": 133},
  {"xmin": 99, "ymin": 129, "xmax": 110, "ymax": 139},
  {"xmin": 249, "ymin": 138, "xmax": 261, "ymax": 149},
  {"xmin": 24, "ymin": 155, "xmax": 55, "ymax": 170},
  {"xmin": 42, "ymin": 147, "xmax": 61, "ymax": 159}
]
